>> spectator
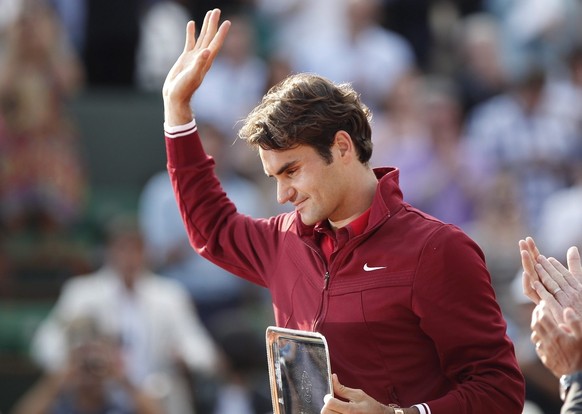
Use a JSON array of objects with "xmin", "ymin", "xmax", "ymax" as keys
[
  {"xmin": 0, "ymin": 0, "xmax": 86, "ymax": 233},
  {"xmin": 135, "ymin": 0, "xmax": 192, "ymax": 92},
  {"xmin": 465, "ymin": 61, "xmax": 579, "ymax": 234},
  {"xmin": 29, "ymin": 214, "xmax": 223, "ymax": 414},
  {"xmin": 535, "ymin": 167, "xmax": 582, "ymax": 260},
  {"xmin": 379, "ymin": 0, "xmax": 433, "ymax": 71},
  {"xmin": 272, "ymin": 0, "xmax": 415, "ymax": 113},
  {"xmin": 255, "ymin": 0, "xmax": 348, "ymax": 78},
  {"xmin": 452, "ymin": 12, "xmax": 508, "ymax": 116},
  {"xmin": 520, "ymin": 236, "xmax": 582, "ymax": 412},
  {"xmin": 485, "ymin": 0, "xmax": 582, "ymax": 78},
  {"xmin": 11, "ymin": 316, "xmax": 163, "ymax": 414}
]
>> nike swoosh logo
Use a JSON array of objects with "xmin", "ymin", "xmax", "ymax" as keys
[{"xmin": 363, "ymin": 263, "xmax": 387, "ymax": 271}]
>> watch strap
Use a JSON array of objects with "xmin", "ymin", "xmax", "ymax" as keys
[{"xmin": 561, "ymin": 372, "xmax": 582, "ymax": 401}]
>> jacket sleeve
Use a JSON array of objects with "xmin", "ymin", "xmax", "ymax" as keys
[
  {"xmin": 165, "ymin": 125, "xmax": 287, "ymax": 287},
  {"xmin": 412, "ymin": 225, "xmax": 525, "ymax": 414}
]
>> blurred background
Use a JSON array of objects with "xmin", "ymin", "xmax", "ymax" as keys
[{"xmin": 0, "ymin": 0, "xmax": 581, "ymax": 413}]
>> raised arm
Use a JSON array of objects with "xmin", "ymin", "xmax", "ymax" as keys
[{"xmin": 162, "ymin": 9, "xmax": 230, "ymax": 126}]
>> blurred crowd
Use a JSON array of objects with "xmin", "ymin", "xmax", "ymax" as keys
[{"xmin": 1, "ymin": 0, "xmax": 582, "ymax": 413}]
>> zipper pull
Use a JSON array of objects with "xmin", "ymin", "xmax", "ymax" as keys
[{"xmin": 324, "ymin": 271, "xmax": 330, "ymax": 290}]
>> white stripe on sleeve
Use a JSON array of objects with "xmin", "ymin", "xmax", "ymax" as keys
[{"xmin": 164, "ymin": 119, "xmax": 197, "ymax": 138}]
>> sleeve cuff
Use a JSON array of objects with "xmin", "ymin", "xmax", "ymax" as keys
[
  {"xmin": 164, "ymin": 119, "xmax": 197, "ymax": 138},
  {"xmin": 413, "ymin": 403, "xmax": 430, "ymax": 414}
]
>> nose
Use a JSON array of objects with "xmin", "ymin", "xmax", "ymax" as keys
[{"xmin": 277, "ymin": 181, "xmax": 294, "ymax": 205}]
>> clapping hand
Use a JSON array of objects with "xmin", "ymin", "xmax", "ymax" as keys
[{"xmin": 520, "ymin": 237, "xmax": 582, "ymax": 323}]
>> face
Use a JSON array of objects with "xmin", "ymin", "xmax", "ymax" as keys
[
  {"xmin": 260, "ymin": 144, "xmax": 348, "ymax": 226},
  {"xmin": 108, "ymin": 233, "xmax": 146, "ymax": 287}
]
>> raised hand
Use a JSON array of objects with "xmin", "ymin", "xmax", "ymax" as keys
[{"xmin": 162, "ymin": 9, "xmax": 230, "ymax": 126}]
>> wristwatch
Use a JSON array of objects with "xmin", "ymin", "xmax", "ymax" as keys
[
  {"xmin": 560, "ymin": 372, "xmax": 582, "ymax": 401},
  {"xmin": 388, "ymin": 404, "xmax": 404, "ymax": 414}
]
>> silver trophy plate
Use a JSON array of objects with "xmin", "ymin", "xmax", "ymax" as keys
[{"xmin": 266, "ymin": 326, "xmax": 333, "ymax": 414}]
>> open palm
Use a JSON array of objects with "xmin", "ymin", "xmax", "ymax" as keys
[{"xmin": 162, "ymin": 9, "xmax": 230, "ymax": 125}]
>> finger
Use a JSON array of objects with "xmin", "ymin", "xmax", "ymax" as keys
[
  {"xmin": 332, "ymin": 373, "xmax": 344, "ymax": 395},
  {"xmin": 177, "ymin": 17, "xmax": 229, "ymax": 91},
  {"xmin": 207, "ymin": 19, "xmax": 230, "ymax": 52},
  {"xmin": 183, "ymin": 20, "xmax": 196, "ymax": 53},
  {"xmin": 533, "ymin": 280, "xmax": 561, "ymax": 306},
  {"xmin": 526, "ymin": 237, "xmax": 540, "ymax": 258},
  {"xmin": 194, "ymin": 10, "xmax": 212, "ymax": 51},
  {"xmin": 531, "ymin": 315, "xmax": 553, "ymax": 357},
  {"xmin": 332, "ymin": 373, "xmax": 368, "ymax": 405},
  {"xmin": 564, "ymin": 307, "xmax": 582, "ymax": 337},
  {"xmin": 532, "ymin": 280, "xmax": 555, "ymax": 302},
  {"xmin": 532, "ymin": 281, "xmax": 564, "ymax": 320},
  {"xmin": 520, "ymin": 249, "xmax": 537, "ymax": 280},
  {"xmin": 546, "ymin": 256, "xmax": 573, "ymax": 289},
  {"xmin": 166, "ymin": 21, "xmax": 196, "ymax": 81},
  {"xmin": 530, "ymin": 309, "xmax": 546, "ymax": 356},
  {"xmin": 523, "ymin": 270, "xmax": 541, "ymax": 303},
  {"xmin": 321, "ymin": 375, "xmax": 351, "ymax": 413},
  {"xmin": 535, "ymin": 257, "xmax": 564, "ymax": 294},
  {"xmin": 531, "ymin": 303, "xmax": 544, "ymax": 331},
  {"xmin": 566, "ymin": 246, "xmax": 582, "ymax": 283},
  {"xmin": 198, "ymin": 21, "xmax": 229, "ymax": 74},
  {"xmin": 199, "ymin": 9, "xmax": 221, "ymax": 50},
  {"xmin": 332, "ymin": 373, "xmax": 351, "ymax": 400}
]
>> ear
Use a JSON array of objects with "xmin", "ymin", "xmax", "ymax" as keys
[{"xmin": 334, "ymin": 130, "xmax": 354, "ymax": 161}]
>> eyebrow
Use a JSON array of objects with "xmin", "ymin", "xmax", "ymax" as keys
[{"xmin": 268, "ymin": 160, "xmax": 298, "ymax": 178}]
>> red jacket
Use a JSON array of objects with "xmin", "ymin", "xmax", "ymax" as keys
[{"xmin": 165, "ymin": 124, "xmax": 525, "ymax": 413}]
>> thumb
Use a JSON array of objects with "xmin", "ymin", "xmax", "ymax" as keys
[
  {"xmin": 567, "ymin": 246, "xmax": 582, "ymax": 277},
  {"xmin": 332, "ymin": 373, "xmax": 359, "ymax": 401}
]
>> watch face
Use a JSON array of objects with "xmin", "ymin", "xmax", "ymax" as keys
[{"xmin": 266, "ymin": 326, "xmax": 333, "ymax": 414}]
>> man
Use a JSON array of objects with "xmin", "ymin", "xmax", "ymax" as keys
[
  {"xmin": 520, "ymin": 237, "xmax": 582, "ymax": 413},
  {"xmin": 163, "ymin": 9, "xmax": 524, "ymax": 413},
  {"xmin": 30, "ymin": 215, "xmax": 222, "ymax": 414},
  {"xmin": 13, "ymin": 316, "xmax": 163, "ymax": 414}
]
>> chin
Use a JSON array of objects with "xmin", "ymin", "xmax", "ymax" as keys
[{"xmin": 298, "ymin": 212, "xmax": 320, "ymax": 227}]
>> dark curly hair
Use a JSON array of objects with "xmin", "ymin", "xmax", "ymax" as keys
[{"xmin": 238, "ymin": 73, "xmax": 373, "ymax": 165}]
